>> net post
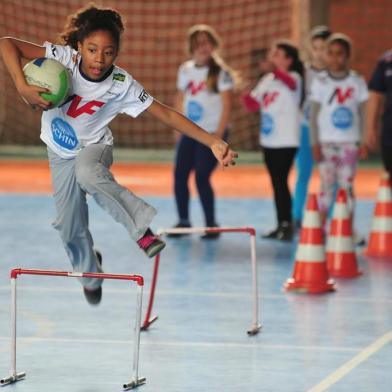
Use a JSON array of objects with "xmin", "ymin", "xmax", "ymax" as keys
[
  {"xmin": 0, "ymin": 270, "xmax": 26, "ymax": 386},
  {"xmin": 247, "ymin": 231, "xmax": 262, "ymax": 335},
  {"xmin": 123, "ymin": 282, "xmax": 146, "ymax": 390}
]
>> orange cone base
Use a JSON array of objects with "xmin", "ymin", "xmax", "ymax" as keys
[
  {"xmin": 364, "ymin": 233, "xmax": 392, "ymax": 258},
  {"xmin": 327, "ymin": 253, "xmax": 362, "ymax": 278},
  {"xmin": 284, "ymin": 277, "xmax": 336, "ymax": 294}
]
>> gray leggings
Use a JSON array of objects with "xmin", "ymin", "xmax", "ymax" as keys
[{"xmin": 48, "ymin": 144, "xmax": 157, "ymax": 289}]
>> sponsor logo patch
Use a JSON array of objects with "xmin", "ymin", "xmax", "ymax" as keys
[
  {"xmin": 113, "ymin": 73, "xmax": 125, "ymax": 82},
  {"xmin": 138, "ymin": 89, "xmax": 149, "ymax": 103},
  {"xmin": 51, "ymin": 118, "xmax": 79, "ymax": 150}
]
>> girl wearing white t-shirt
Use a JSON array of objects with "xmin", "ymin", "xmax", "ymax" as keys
[
  {"xmin": 170, "ymin": 25, "xmax": 236, "ymax": 239},
  {"xmin": 0, "ymin": 5, "xmax": 237, "ymax": 305},
  {"xmin": 310, "ymin": 33, "xmax": 368, "ymax": 225},
  {"xmin": 242, "ymin": 41, "xmax": 304, "ymax": 241}
]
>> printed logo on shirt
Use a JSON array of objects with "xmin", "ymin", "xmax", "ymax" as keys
[
  {"xmin": 113, "ymin": 73, "xmax": 125, "ymax": 82},
  {"xmin": 51, "ymin": 45, "xmax": 57, "ymax": 58},
  {"xmin": 187, "ymin": 101, "xmax": 204, "ymax": 122},
  {"xmin": 262, "ymin": 92, "xmax": 279, "ymax": 108},
  {"xmin": 331, "ymin": 106, "xmax": 353, "ymax": 130},
  {"xmin": 261, "ymin": 113, "xmax": 274, "ymax": 135},
  {"xmin": 138, "ymin": 89, "xmax": 149, "ymax": 103},
  {"xmin": 62, "ymin": 95, "xmax": 105, "ymax": 118},
  {"xmin": 328, "ymin": 87, "xmax": 354, "ymax": 104},
  {"xmin": 51, "ymin": 118, "xmax": 79, "ymax": 150},
  {"xmin": 187, "ymin": 81, "xmax": 206, "ymax": 96}
]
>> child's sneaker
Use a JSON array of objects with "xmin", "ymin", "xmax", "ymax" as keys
[
  {"xmin": 83, "ymin": 250, "xmax": 103, "ymax": 306},
  {"xmin": 137, "ymin": 229, "xmax": 166, "ymax": 258}
]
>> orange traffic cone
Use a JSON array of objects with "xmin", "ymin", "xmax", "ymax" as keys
[
  {"xmin": 326, "ymin": 188, "xmax": 362, "ymax": 277},
  {"xmin": 285, "ymin": 194, "xmax": 336, "ymax": 293},
  {"xmin": 364, "ymin": 173, "xmax": 392, "ymax": 258}
]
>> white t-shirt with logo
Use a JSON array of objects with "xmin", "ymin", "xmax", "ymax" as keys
[
  {"xmin": 176, "ymin": 60, "xmax": 234, "ymax": 133},
  {"xmin": 310, "ymin": 71, "xmax": 368, "ymax": 143},
  {"xmin": 41, "ymin": 42, "xmax": 153, "ymax": 159},
  {"xmin": 251, "ymin": 71, "xmax": 301, "ymax": 148}
]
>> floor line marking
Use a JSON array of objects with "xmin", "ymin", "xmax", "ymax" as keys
[
  {"xmin": 0, "ymin": 336, "xmax": 360, "ymax": 352},
  {"xmin": 307, "ymin": 329, "xmax": 392, "ymax": 392}
]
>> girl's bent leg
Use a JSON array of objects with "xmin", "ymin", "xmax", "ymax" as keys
[
  {"xmin": 74, "ymin": 144, "xmax": 157, "ymax": 241},
  {"xmin": 48, "ymin": 148, "xmax": 103, "ymax": 290}
]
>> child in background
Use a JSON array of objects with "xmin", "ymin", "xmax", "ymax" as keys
[
  {"xmin": 242, "ymin": 40, "xmax": 304, "ymax": 241},
  {"xmin": 310, "ymin": 33, "xmax": 368, "ymax": 230},
  {"xmin": 0, "ymin": 5, "xmax": 237, "ymax": 305},
  {"xmin": 170, "ymin": 25, "xmax": 237, "ymax": 239},
  {"xmin": 292, "ymin": 26, "xmax": 331, "ymax": 228}
]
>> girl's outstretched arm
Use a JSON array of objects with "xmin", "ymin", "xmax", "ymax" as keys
[
  {"xmin": 0, "ymin": 37, "xmax": 50, "ymax": 109},
  {"xmin": 147, "ymin": 99, "xmax": 238, "ymax": 166}
]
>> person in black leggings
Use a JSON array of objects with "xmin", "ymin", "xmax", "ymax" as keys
[
  {"xmin": 263, "ymin": 147, "xmax": 298, "ymax": 235},
  {"xmin": 242, "ymin": 40, "xmax": 304, "ymax": 241}
]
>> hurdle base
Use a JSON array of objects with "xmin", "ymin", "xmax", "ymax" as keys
[
  {"xmin": 1, "ymin": 372, "xmax": 26, "ymax": 386},
  {"xmin": 247, "ymin": 324, "xmax": 262, "ymax": 336},
  {"xmin": 123, "ymin": 377, "xmax": 146, "ymax": 390},
  {"xmin": 140, "ymin": 316, "xmax": 158, "ymax": 331}
]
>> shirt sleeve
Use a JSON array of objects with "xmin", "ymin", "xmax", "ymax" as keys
[
  {"xmin": 251, "ymin": 75, "xmax": 271, "ymax": 103},
  {"xmin": 119, "ymin": 78, "xmax": 154, "ymax": 118},
  {"xmin": 368, "ymin": 58, "xmax": 386, "ymax": 93},
  {"xmin": 43, "ymin": 42, "xmax": 74, "ymax": 67},
  {"xmin": 176, "ymin": 64, "xmax": 188, "ymax": 91},
  {"xmin": 217, "ymin": 69, "xmax": 234, "ymax": 92}
]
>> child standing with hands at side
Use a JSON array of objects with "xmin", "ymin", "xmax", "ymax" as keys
[
  {"xmin": 0, "ymin": 4, "xmax": 237, "ymax": 305},
  {"xmin": 310, "ymin": 33, "xmax": 368, "ymax": 230},
  {"xmin": 170, "ymin": 25, "xmax": 236, "ymax": 239}
]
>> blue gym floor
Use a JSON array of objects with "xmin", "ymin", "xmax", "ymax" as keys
[{"xmin": 0, "ymin": 194, "xmax": 391, "ymax": 391}]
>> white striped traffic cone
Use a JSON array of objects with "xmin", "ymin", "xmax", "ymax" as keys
[
  {"xmin": 285, "ymin": 194, "xmax": 336, "ymax": 293},
  {"xmin": 364, "ymin": 173, "xmax": 392, "ymax": 258},
  {"xmin": 326, "ymin": 188, "xmax": 362, "ymax": 277}
]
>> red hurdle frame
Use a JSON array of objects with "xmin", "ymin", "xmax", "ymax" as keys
[
  {"xmin": 1, "ymin": 268, "xmax": 145, "ymax": 390},
  {"xmin": 141, "ymin": 226, "xmax": 262, "ymax": 335}
]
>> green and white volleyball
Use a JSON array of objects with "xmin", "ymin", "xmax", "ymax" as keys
[{"xmin": 23, "ymin": 58, "xmax": 71, "ymax": 108}]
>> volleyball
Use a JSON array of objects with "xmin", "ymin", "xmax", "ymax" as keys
[{"xmin": 23, "ymin": 58, "xmax": 71, "ymax": 108}]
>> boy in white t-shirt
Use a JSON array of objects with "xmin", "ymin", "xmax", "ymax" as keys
[
  {"xmin": 0, "ymin": 5, "xmax": 237, "ymax": 305},
  {"xmin": 310, "ymin": 33, "xmax": 368, "ymax": 229}
]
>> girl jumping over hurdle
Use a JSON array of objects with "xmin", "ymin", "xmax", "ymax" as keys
[{"xmin": 0, "ymin": 4, "xmax": 237, "ymax": 305}]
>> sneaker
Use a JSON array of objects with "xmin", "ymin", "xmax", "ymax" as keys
[
  {"xmin": 354, "ymin": 232, "xmax": 366, "ymax": 247},
  {"xmin": 201, "ymin": 224, "xmax": 220, "ymax": 240},
  {"xmin": 262, "ymin": 228, "xmax": 280, "ymax": 239},
  {"xmin": 137, "ymin": 228, "xmax": 166, "ymax": 258},
  {"xmin": 262, "ymin": 222, "xmax": 293, "ymax": 241},
  {"xmin": 276, "ymin": 223, "xmax": 294, "ymax": 241},
  {"xmin": 167, "ymin": 222, "xmax": 192, "ymax": 237},
  {"xmin": 83, "ymin": 250, "xmax": 103, "ymax": 306}
]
